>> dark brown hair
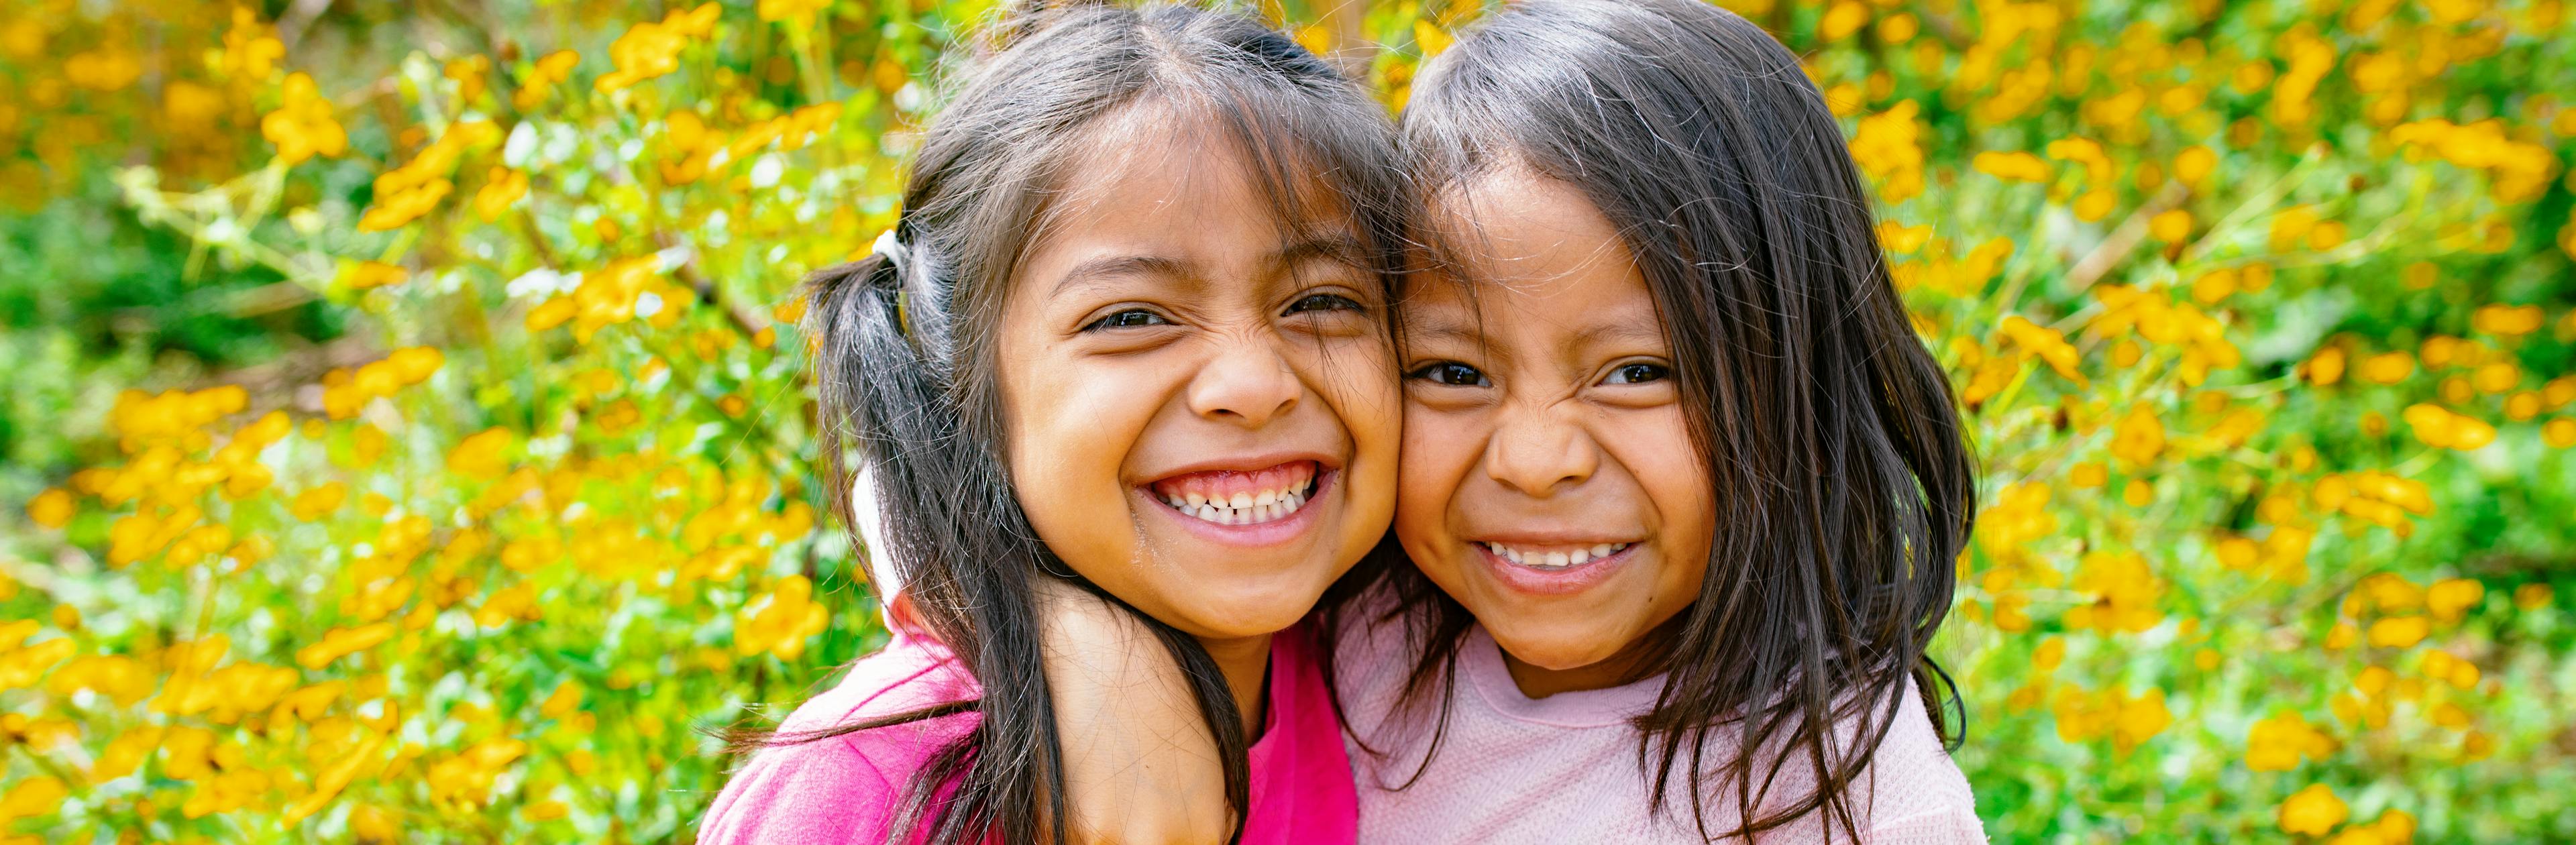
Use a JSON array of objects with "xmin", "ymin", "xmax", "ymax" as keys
[
  {"xmin": 723, "ymin": 3, "xmax": 1406, "ymax": 844},
  {"xmin": 1346, "ymin": 0, "xmax": 1976, "ymax": 840}
]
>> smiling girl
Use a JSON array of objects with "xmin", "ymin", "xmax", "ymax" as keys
[
  {"xmin": 1326, "ymin": 0, "xmax": 1984, "ymax": 840},
  {"xmin": 695, "ymin": 3, "xmax": 1406, "ymax": 844}
]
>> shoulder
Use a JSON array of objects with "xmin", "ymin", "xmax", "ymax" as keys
[
  {"xmin": 1850, "ymin": 683, "xmax": 1984, "ymax": 841},
  {"xmin": 696, "ymin": 634, "xmax": 981, "ymax": 845}
]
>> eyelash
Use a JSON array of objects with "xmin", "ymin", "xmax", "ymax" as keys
[
  {"xmin": 1603, "ymin": 362, "xmax": 1669, "ymax": 385},
  {"xmin": 1287, "ymin": 292, "xmax": 1363, "ymax": 315},
  {"xmin": 1405, "ymin": 361, "xmax": 1490, "ymax": 387},
  {"xmin": 1082, "ymin": 309, "xmax": 1169, "ymax": 331}
]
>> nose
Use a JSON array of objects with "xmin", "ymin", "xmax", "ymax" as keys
[
  {"xmin": 1186, "ymin": 338, "xmax": 1300, "ymax": 429},
  {"xmin": 1484, "ymin": 403, "xmax": 1597, "ymax": 498}
]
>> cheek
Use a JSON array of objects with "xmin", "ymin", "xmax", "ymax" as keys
[
  {"xmin": 995, "ymin": 341, "xmax": 1163, "ymax": 555},
  {"xmin": 1289, "ymin": 334, "xmax": 1405, "ymax": 537},
  {"xmin": 1393, "ymin": 403, "xmax": 1479, "ymax": 566},
  {"xmin": 1619, "ymin": 407, "xmax": 1714, "ymax": 598}
]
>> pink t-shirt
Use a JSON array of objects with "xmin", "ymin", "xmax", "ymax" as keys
[
  {"xmin": 1335, "ymin": 612, "xmax": 1986, "ymax": 843},
  {"xmin": 697, "ymin": 622, "xmax": 1356, "ymax": 845}
]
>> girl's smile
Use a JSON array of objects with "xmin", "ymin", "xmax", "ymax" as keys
[
  {"xmin": 1470, "ymin": 538, "xmax": 1642, "ymax": 595},
  {"xmin": 1141, "ymin": 456, "xmax": 1336, "ymax": 544}
]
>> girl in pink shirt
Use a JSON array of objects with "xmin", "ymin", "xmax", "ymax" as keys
[{"xmin": 698, "ymin": 3, "xmax": 1409, "ymax": 843}]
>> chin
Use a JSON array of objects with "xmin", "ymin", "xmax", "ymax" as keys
[
  {"xmin": 1203, "ymin": 577, "xmax": 1336, "ymax": 636},
  {"xmin": 1489, "ymin": 623, "xmax": 1626, "ymax": 671}
]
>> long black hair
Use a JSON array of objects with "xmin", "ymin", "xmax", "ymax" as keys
[
  {"xmin": 724, "ymin": 3, "xmax": 1406, "ymax": 844},
  {"xmin": 1352, "ymin": 0, "xmax": 1977, "ymax": 840}
]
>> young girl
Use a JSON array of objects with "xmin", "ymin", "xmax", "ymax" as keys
[
  {"xmin": 696, "ymin": 4, "xmax": 1409, "ymax": 844},
  {"xmin": 1338, "ymin": 0, "xmax": 1983, "ymax": 840},
  {"xmin": 1058, "ymin": 0, "xmax": 1986, "ymax": 840}
]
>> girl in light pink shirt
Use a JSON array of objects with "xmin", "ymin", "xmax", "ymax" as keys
[
  {"xmin": 697, "ymin": 3, "xmax": 1412, "ymax": 843},
  {"xmin": 1054, "ymin": 1, "xmax": 1988, "ymax": 841},
  {"xmin": 1327, "ymin": 1, "xmax": 1986, "ymax": 840}
]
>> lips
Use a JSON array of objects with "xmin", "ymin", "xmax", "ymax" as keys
[
  {"xmin": 1468, "ymin": 536, "xmax": 1643, "ymax": 596},
  {"xmin": 1146, "ymin": 459, "xmax": 1322, "ymax": 527}
]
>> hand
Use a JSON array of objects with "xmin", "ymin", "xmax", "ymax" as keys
[{"xmin": 1036, "ymin": 578, "xmax": 1233, "ymax": 844}]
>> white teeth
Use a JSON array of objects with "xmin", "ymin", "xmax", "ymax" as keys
[
  {"xmin": 1161, "ymin": 485, "xmax": 1310, "ymax": 526},
  {"xmin": 1484, "ymin": 541, "xmax": 1631, "ymax": 569}
]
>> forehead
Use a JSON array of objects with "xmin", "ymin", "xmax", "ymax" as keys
[
  {"xmin": 1041, "ymin": 99, "xmax": 1360, "ymax": 243},
  {"xmin": 1409, "ymin": 168, "xmax": 1660, "ymax": 343}
]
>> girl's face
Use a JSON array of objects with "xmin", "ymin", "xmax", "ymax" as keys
[
  {"xmin": 994, "ymin": 116, "xmax": 1400, "ymax": 642},
  {"xmin": 1396, "ymin": 168, "xmax": 1713, "ymax": 691}
]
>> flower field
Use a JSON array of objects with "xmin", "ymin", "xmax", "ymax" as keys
[{"xmin": 1, "ymin": 0, "xmax": 2571, "ymax": 841}]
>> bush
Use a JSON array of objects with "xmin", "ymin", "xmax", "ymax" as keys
[{"xmin": 0, "ymin": 0, "xmax": 2570, "ymax": 841}]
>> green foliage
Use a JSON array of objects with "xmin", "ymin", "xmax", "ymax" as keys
[{"xmin": 0, "ymin": 0, "xmax": 2570, "ymax": 842}]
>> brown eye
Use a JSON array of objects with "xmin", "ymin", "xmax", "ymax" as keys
[
  {"xmin": 1407, "ymin": 361, "xmax": 1491, "ymax": 387},
  {"xmin": 1085, "ymin": 309, "xmax": 1169, "ymax": 331},
  {"xmin": 1603, "ymin": 363, "xmax": 1668, "ymax": 385}
]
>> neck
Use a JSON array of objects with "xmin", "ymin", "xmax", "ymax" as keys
[
  {"xmin": 1498, "ymin": 625, "xmax": 1676, "ymax": 700},
  {"xmin": 1195, "ymin": 632, "xmax": 1273, "ymax": 740}
]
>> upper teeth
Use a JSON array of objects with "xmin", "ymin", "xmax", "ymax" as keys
[
  {"xmin": 1480, "ymin": 541, "xmax": 1631, "ymax": 569},
  {"xmin": 1161, "ymin": 485, "xmax": 1311, "ymax": 526}
]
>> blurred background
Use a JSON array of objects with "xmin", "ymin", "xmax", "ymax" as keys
[{"xmin": 1, "ymin": 0, "xmax": 2571, "ymax": 841}]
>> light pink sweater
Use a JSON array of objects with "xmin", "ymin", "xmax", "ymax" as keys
[
  {"xmin": 697, "ymin": 623, "xmax": 1356, "ymax": 844},
  {"xmin": 1336, "ymin": 617, "xmax": 1987, "ymax": 843}
]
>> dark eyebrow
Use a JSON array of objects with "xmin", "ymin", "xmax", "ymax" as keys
[
  {"xmin": 1569, "ymin": 320, "xmax": 1666, "ymax": 352},
  {"xmin": 1403, "ymin": 318, "xmax": 1486, "ymax": 348},
  {"xmin": 1271, "ymin": 232, "xmax": 1369, "ymax": 272},
  {"xmin": 1051, "ymin": 253, "xmax": 1192, "ymax": 297}
]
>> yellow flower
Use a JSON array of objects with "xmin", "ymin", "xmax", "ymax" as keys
[
  {"xmin": 2110, "ymin": 406, "xmax": 2165, "ymax": 466},
  {"xmin": 2401, "ymin": 404, "xmax": 2496, "ymax": 451},
  {"xmin": 0, "ymin": 777, "xmax": 65, "ymax": 825},
  {"xmin": 737, "ymin": 574, "xmax": 830, "ymax": 660},
  {"xmin": 294, "ymin": 623, "xmax": 396, "ymax": 669},
  {"xmin": 598, "ymin": 4, "xmax": 723, "ymax": 93},
  {"xmin": 427, "ymin": 737, "xmax": 529, "ymax": 809},
  {"xmin": 447, "ymin": 427, "xmax": 516, "ymax": 479},
  {"xmin": 2247, "ymin": 712, "xmax": 2334, "ymax": 771},
  {"xmin": 359, "ymin": 120, "xmax": 500, "ymax": 232},
  {"xmin": 1972, "ymin": 150, "xmax": 2050, "ymax": 182},
  {"xmin": 2367, "ymin": 616, "xmax": 2429, "ymax": 649},
  {"xmin": 344, "ymin": 260, "xmax": 408, "ymax": 290},
  {"xmin": 1849, "ymin": 101, "xmax": 1926, "ymax": 203},
  {"xmin": 2174, "ymin": 145, "xmax": 2217, "ymax": 186},
  {"xmin": 221, "ymin": 6, "xmax": 286, "ymax": 80},
  {"xmin": 757, "ymin": 0, "xmax": 831, "ymax": 23},
  {"xmin": 261, "ymin": 72, "xmax": 346, "ymax": 164},
  {"xmin": 1819, "ymin": 1, "xmax": 1870, "ymax": 41},
  {"xmin": 515, "ymin": 50, "xmax": 584, "ymax": 111},
  {"xmin": 474, "ymin": 166, "xmax": 529, "ymax": 222},
  {"xmin": 2279, "ymin": 783, "xmax": 2349, "ymax": 836},
  {"xmin": 2149, "ymin": 209, "xmax": 2193, "ymax": 243},
  {"xmin": 25, "ymin": 488, "xmax": 72, "ymax": 528}
]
